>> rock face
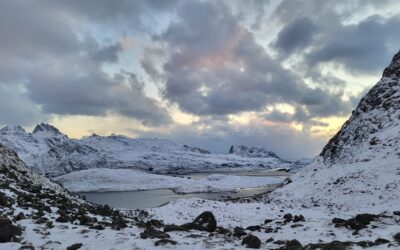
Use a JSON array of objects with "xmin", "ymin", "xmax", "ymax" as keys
[
  {"xmin": 321, "ymin": 51, "xmax": 400, "ymax": 165},
  {"xmin": 0, "ymin": 124, "xmax": 292, "ymax": 177},
  {"xmin": 229, "ymin": 145, "xmax": 280, "ymax": 159}
]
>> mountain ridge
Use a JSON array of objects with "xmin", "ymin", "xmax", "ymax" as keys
[{"xmin": 0, "ymin": 123, "xmax": 294, "ymax": 177}]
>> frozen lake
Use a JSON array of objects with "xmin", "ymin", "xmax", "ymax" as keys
[{"xmin": 80, "ymin": 171, "xmax": 288, "ymax": 209}]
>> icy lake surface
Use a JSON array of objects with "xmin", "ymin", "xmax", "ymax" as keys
[{"xmin": 80, "ymin": 171, "xmax": 288, "ymax": 209}]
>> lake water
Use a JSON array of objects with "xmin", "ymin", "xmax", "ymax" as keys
[{"xmin": 80, "ymin": 171, "xmax": 288, "ymax": 209}]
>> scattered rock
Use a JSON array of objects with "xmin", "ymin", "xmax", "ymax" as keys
[
  {"xmin": 16, "ymin": 212, "xmax": 25, "ymax": 221},
  {"xmin": 293, "ymin": 215, "xmax": 305, "ymax": 222},
  {"xmin": 286, "ymin": 239, "xmax": 302, "ymax": 250},
  {"xmin": 55, "ymin": 215, "xmax": 69, "ymax": 223},
  {"xmin": 246, "ymin": 225, "xmax": 261, "ymax": 231},
  {"xmin": 304, "ymin": 241, "xmax": 352, "ymax": 250},
  {"xmin": 0, "ymin": 192, "xmax": 9, "ymax": 207},
  {"xmin": 393, "ymin": 232, "xmax": 400, "ymax": 243},
  {"xmin": 266, "ymin": 237, "xmax": 274, "ymax": 243},
  {"xmin": 215, "ymin": 226, "xmax": 230, "ymax": 235},
  {"xmin": 283, "ymin": 213, "xmax": 292, "ymax": 222},
  {"xmin": 67, "ymin": 243, "xmax": 83, "ymax": 250},
  {"xmin": 140, "ymin": 227, "xmax": 170, "ymax": 239},
  {"xmin": 332, "ymin": 213, "xmax": 378, "ymax": 231},
  {"xmin": 375, "ymin": 238, "xmax": 390, "ymax": 245},
  {"xmin": 164, "ymin": 224, "xmax": 186, "ymax": 232},
  {"xmin": 154, "ymin": 239, "xmax": 177, "ymax": 246},
  {"xmin": 191, "ymin": 211, "xmax": 217, "ymax": 232},
  {"xmin": 264, "ymin": 219, "xmax": 273, "ymax": 224},
  {"xmin": 233, "ymin": 227, "xmax": 247, "ymax": 238},
  {"xmin": 241, "ymin": 234, "xmax": 261, "ymax": 249},
  {"xmin": 0, "ymin": 218, "xmax": 22, "ymax": 243},
  {"xmin": 19, "ymin": 246, "xmax": 35, "ymax": 250}
]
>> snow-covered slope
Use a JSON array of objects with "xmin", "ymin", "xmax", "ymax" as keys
[
  {"xmin": 0, "ymin": 124, "xmax": 291, "ymax": 177},
  {"xmin": 321, "ymin": 51, "xmax": 400, "ymax": 165},
  {"xmin": 270, "ymin": 50, "xmax": 400, "ymax": 213}
]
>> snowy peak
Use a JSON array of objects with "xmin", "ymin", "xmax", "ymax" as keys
[
  {"xmin": 32, "ymin": 123, "xmax": 67, "ymax": 138},
  {"xmin": 383, "ymin": 50, "xmax": 400, "ymax": 78},
  {"xmin": 229, "ymin": 145, "xmax": 280, "ymax": 159},
  {"xmin": 321, "ymin": 51, "xmax": 400, "ymax": 165},
  {"xmin": 0, "ymin": 125, "xmax": 27, "ymax": 135}
]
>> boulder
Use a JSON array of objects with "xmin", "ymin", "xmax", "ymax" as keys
[{"xmin": 241, "ymin": 234, "xmax": 261, "ymax": 249}]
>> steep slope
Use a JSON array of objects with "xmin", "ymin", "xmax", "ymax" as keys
[
  {"xmin": 271, "ymin": 51, "xmax": 400, "ymax": 213},
  {"xmin": 0, "ymin": 124, "xmax": 291, "ymax": 177},
  {"xmin": 0, "ymin": 143, "xmax": 140, "ymax": 248},
  {"xmin": 321, "ymin": 51, "xmax": 400, "ymax": 165}
]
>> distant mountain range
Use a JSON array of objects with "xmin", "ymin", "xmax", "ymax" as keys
[{"xmin": 0, "ymin": 123, "xmax": 303, "ymax": 177}]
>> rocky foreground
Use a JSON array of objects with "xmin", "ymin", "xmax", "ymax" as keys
[{"xmin": 1, "ymin": 141, "xmax": 400, "ymax": 249}]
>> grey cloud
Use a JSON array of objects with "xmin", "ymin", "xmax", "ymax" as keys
[
  {"xmin": 273, "ymin": 0, "xmax": 400, "ymax": 74},
  {"xmin": 0, "ymin": 0, "xmax": 171, "ymax": 126},
  {"xmin": 306, "ymin": 15, "xmax": 400, "ymax": 73},
  {"xmin": 0, "ymin": 84, "xmax": 44, "ymax": 126},
  {"xmin": 273, "ymin": 17, "xmax": 318, "ymax": 56},
  {"xmin": 265, "ymin": 106, "xmax": 330, "ymax": 128},
  {"xmin": 27, "ymin": 61, "xmax": 170, "ymax": 126},
  {"xmin": 150, "ymin": 0, "xmax": 350, "ymax": 119},
  {"xmin": 89, "ymin": 42, "xmax": 123, "ymax": 63}
]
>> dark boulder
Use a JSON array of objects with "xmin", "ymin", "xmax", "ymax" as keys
[
  {"xmin": 154, "ymin": 239, "xmax": 177, "ymax": 246},
  {"xmin": 164, "ymin": 224, "xmax": 187, "ymax": 232},
  {"xmin": 233, "ymin": 227, "xmax": 247, "ymax": 238},
  {"xmin": 241, "ymin": 234, "xmax": 261, "ymax": 249},
  {"xmin": 191, "ymin": 211, "xmax": 217, "ymax": 232},
  {"xmin": 283, "ymin": 213, "xmax": 293, "ymax": 222},
  {"xmin": 16, "ymin": 212, "xmax": 25, "ymax": 221},
  {"xmin": 286, "ymin": 239, "xmax": 302, "ymax": 249},
  {"xmin": 246, "ymin": 225, "xmax": 261, "ymax": 231},
  {"xmin": 393, "ymin": 232, "xmax": 400, "ymax": 243},
  {"xmin": 0, "ymin": 218, "xmax": 22, "ymax": 243},
  {"xmin": 375, "ymin": 238, "xmax": 390, "ymax": 245},
  {"xmin": 140, "ymin": 227, "xmax": 170, "ymax": 239},
  {"xmin": 67, "ymin": 243, "xmax": 83, "ymax": 250}
]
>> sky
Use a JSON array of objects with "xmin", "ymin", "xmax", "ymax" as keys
[{"xmin": 1, "ymin": 0, "xmax": 400, "ymax": 159}]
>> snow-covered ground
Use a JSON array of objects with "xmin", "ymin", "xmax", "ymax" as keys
[{"xmin": 55, "ymin": 168, "xmax": 285, "ymax": 193}]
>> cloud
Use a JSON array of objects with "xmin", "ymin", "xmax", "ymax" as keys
[
  {"xmin": 0, "ymin": 84, "xmax": 44, "ymax": 126},
  {"xmin": 147, "ymin": 0, "xmax": 351, "ymax": 120},
  {"xmin": 305, "ymin": 15, "xmax": 400, "ymax": 73},
  {"xmin": 0, "ymin": 0, "xmax": 171, "ymax": 126},
  {"xmin": 273, "ymin": 17, "xmax": 318, "ymax": 56},
  {"xmin": 272, "ymin": 0, "xmax": 400, "ymax": 74}
]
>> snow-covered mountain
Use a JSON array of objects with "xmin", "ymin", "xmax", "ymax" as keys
[
  {"xmin": 229, "ymin": 145, "xmax": 280, "ymax": 159},
  {"xmin": 0, "ymin": 124, "xmax": 292, "ymax": 177},
  {"xmin": 321, "ymin": 51, "xmax": 400, "ymax": 165},
  {"xmin": 271, "ymin": 50, "xmax": 400, "ymax": 213}
]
